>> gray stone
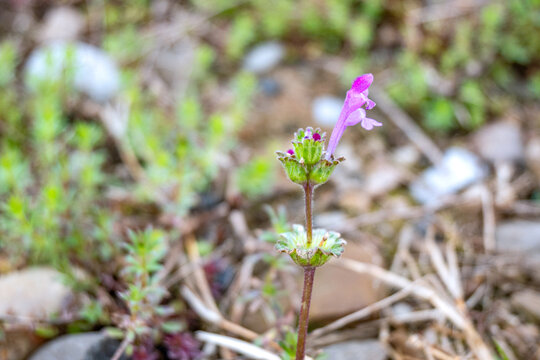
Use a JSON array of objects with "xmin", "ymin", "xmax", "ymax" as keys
[
  {"xmin": 364, "ymin": 162, "xmax": 405, "ymax": 197},
  {"xmin": 496, "ymin": 221, "xmax": 540, "ymax": 254},
  {"xmin": 29, "ymin": 333, "xmax": 103, "ymax": 360},
  {"xmin": 243, "ymin": 42, "xmax": 285, "ymax": 74},
  {"xmin": 323, "ymin": 340, "xmax": 387, "ymax": 360},
  {"xmin": 312, "ymin": 96, "xmax": 343, "ymax": 127},
  {"xmin": 511, "ymin": 290, "xmax": 540, "ymax": 322},
  {"xmin": 310, "ymin": 243, "xmax": 384, "ymax": 321},
  {"xmin": 0, "ymin": 267, "xmax": 72, "ymax": 320},
  {"xmin": 410, "ymin": 147, "xmax": 486, "ymax": 205},
  {"xmin": 259, "ymin": 77, "xmax": 281, "ymax": 96},
  {"xmin": 392, "ymin": 145, "xmax": 420, "ymax": 166},
  {"xmin": 314, "ymin": 211, "xmax": 347, "ymax": 229},
  {"xmin": 28, "ymin": 332, "xmax": 126, "ymax": 360},
  {"xmin": 36, "ymin": 7, "xmax": 84, "ymax": 43},
  {"xmin": 473, "ymin": 121, "xmax": 524, "ymax": 163},
  {"xmin": 25, "ymin": 42, "xmax": 120, "ymax": 103},
  {"xmin": 152, "ymin": 39, "xmax": 195, "ymax": 94},
  {"xmin": 526, "ymin": 137, "xmax": 540, "ymax": 179}
]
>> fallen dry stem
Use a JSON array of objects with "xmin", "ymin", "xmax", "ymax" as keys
[
  {"xmin": 180, "ymin": 285, "xmax": 282, "ymax": 353},
  {"xmin": 185, "ymin": 235, "xmax": 220, "ymax": 313},
  {"xmin": 309, "ymin": 286, "xmax": 412, "ymax": 339},
  {"xmin": 337, "ymin": 258, "xmax": 493, "ymax": 359},
  {"xmin": 196, "ymin": 331, "xmax": 281, "ymax": 360}
]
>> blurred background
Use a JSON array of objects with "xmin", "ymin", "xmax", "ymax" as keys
[{"xmin": 1, "ymin": 0, "xmax": 540, "ymax": 359}]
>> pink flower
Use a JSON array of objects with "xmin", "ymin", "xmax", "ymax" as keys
[{"xmin": 325, "ymin": 74, "xmax": 381, "ymax": 159}]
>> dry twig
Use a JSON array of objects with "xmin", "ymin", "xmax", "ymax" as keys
[
  {"xmin": 195, "ymin": 331, "xmax": 281, "ymax": 360},
  {"xmin": 337, "ymin": 258, "xmax": 493, "ymax": 359}
]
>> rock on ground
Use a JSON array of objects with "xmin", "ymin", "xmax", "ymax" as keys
[
  {"xmin": 511, "ymin": 290, "xmax": 540, "ymax": 322},
  {"xmin": 312, "ymin": 96, "xmax": 343, "ymax": 127},
  {"xmin": 526, "ymin": 137, "xmax": 540, "ymax": 180},
  {"xmin": 0, "ymin": 268, "xmax": 74, "ymax": 360},
  {"xmin": 322, "ymin": 340, "xmax": 387, "ymax": 360},
  {"xmin": 473, "ymin": 121, "xmax": 524, "ymax": 163},
  {"xmin": 309, "ymin": 242, "xmax": 384, "ymax": 321},
  {"xmin": 0, "ymin": 267, "xmax": 72, "ymax": 320},
  {"xmin": 243, "ymin": 42, "xmax": 285, "ymax": 74},
  {"xmin": 363, "ymin": 162, "xmax": 405, "ymax": 197},
  {"xmin": 25, "ymin": 42, "xmax": 120, "ymax": 103},
  {"xmin": 496, "ymin": 221, "xmax": 540, "ymax": 254},
  {"xmin": 410, "ymin": 147, "xmax": 486, "ymax": 205},
  {"xmin": 35, "ymin": 7, "xmax": 84, "ymax": 43},
  {"xmin": 28, "ymin": 332, "xmax": 126, "ymax": 360}
]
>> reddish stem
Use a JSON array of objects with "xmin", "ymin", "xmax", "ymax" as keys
[
  {"xmin": 295, "ymin": 266, "xmax": 316, "ymax": 360},
  {"xmin": 304, "ymin": 182, "xmax": 313, "ymax": 247}
]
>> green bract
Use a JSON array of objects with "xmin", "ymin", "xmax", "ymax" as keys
[
  {"xmin": 310, "ymin": 157, "xmax": 343, "ymax": 184},
  {"xmin": 276, "ymin": 224, "xmax": 346, "ymax": 267},
  {"xmin": 275, "ymin": 152, "xmax": 308, "ymax": 184},
  {"xmin": 276, "ymin": 127, "xmax": 344, "ymax": 186}
]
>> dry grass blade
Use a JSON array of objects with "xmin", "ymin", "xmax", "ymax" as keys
[
  {"xmin": 180, "ymin": 286, "xmax": 283, "ymax": 353},
  {"xmin": 185, "ymin": 234, "xmax": 220, "ymax": 313},
  {"xmin": 309, "ymin": 287, "xmax": 412, "ymax": 340},
  {"xmin": 195, "ymin": 331, "xmax": 281, "ymax": 360},
  {"xmin": 337, "ymin": 258, "xmax": 494, "ymax": 359},
  {"xmin": 480, "ymin": 185, "xmax": 496, "ymax": 253},
  {"xmin": 425, "ymin": 227, "xmax": 462, "ymax": 300}
]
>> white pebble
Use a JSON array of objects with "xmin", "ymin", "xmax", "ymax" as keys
[
  {"xmin": 410, "ymin": 147, "xmax": 487, "ymax": 205},
  {"xmin": 25, "ymin": 42, "xmax": 120, "ymax": 103},
  {"xmin": 312, "ymin": 96, "xmax": 343, "ymax": 127},
  {"xmin": 243, "ymin": 42, "xmax": 285, "ymax": 74}
]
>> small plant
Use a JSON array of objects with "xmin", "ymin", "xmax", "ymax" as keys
[
  {"xmin": 110, "ymin": 228, "xmax": 168, "ymax": 359},
  {"xmin": 275, "ymin": 74, "xmax": 380, "ymax": 360}
]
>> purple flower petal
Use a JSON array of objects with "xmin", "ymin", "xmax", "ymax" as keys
[
  {"xmin": 351, "ymin": 74, "xmax": 373, "ymax": 94},
  {"xmin": 365, "ymin": 98, "xmax": 376, "ymax": 110},
  {"xmin": 344, "ymin": 108, "xmax": 366, "ymax": 127},
  {"xmin": 312, "ymin": 132, "xmax": 321, "ymax": 141},
  {"xmin": 360, "ymin": 117, "xmax": 382, "ymax": 130},
  {"xmin": 325, "ymin": 74, "xmax": 380, "ymax": 159},
  {"xmin": 287, "ymin": 149, "xmax": 294, "ymax": 155}
]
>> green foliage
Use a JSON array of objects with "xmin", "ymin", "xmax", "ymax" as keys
[
  {"xmin": 459, "ymin": 81, "xmax": 486, "ymax": 129},
  {"xmin": 528, "ymin": 72, "xmax": 540, "ymax": 98},
  {"xmin": 79, "ymin": 301, "xmax": 107, "ymax": 325},
  {"xmin": 279, "ymin": 328, "xmax": 298, "ymax": 359},
  {"xmin": 387, "ymin": 51, "xmax": 429, "ymax": 108},
  {"xmin": 349, "ymin": 16, "xmax": 374, "ymax": 49},
  {"xmin": 422, "ymin": 98, "xmax": 456, "ymax": 133},
  {"xmin": 227, "ymin": 14, "xmax": 257, "ymax": 59},
  {"xmin": 327, "ymin": 0, "xmax": 350, "ymax": 34},
  {"xmin": 116, "ymin": 228, "xmax": 168, "ymax": 341},
  {"xmin": 0, "ymin": 46, "xmax": 110, "ymax": 267},
  {"xmin": 493, "ymin": 340, "xmax": 511, "ymax": 360},
  {"xmin": 0, "ymin": 41, "xmax": 16, "ymax": 86},
  {"xmin": 259, "ymin": 205, "xmax": 291, "ymax": 243},
  {"xmin": 253, "ymin": 0, "xmax": 294, "ymax": 38},
  {"xmin": 235, "ymin": 155, "xmax": 276, "ymax": 198},
  {"xmin": 124, "ymin": 228, "xmax": 167, "ymax": 277},
  {"xmin": 103, "ymin": 25, "xmax": 147, "ymax": 61}
]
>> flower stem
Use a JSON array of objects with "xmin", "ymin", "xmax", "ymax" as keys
[
  {"xmin": 296, "ymin": 181, "xmax": 315, "ymax": 359},
  {"xmin": 304, "ymin": 182, "xmax": 313, "ymax": 247},
  {"xmin": 296, "ymin": 266, "xmax": 316, "ymax": 360}
]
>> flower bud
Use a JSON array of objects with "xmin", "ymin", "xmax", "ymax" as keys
[{"xmin": 292, "ymin": 127, "xmax": 325, "ymax": 165}]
